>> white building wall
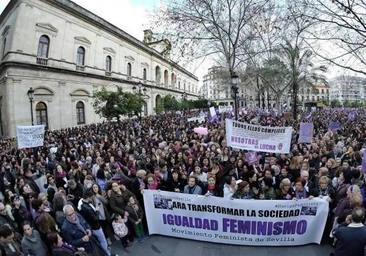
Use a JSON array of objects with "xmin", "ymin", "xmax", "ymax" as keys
[{"xmin": 0, "ymin": 0, "xmax": 199, "ymax": 137}]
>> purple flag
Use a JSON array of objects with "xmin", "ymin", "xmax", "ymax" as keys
[
  {"xmin": 329, "ymin": 121, "xmax": 341, "ymax": 131},
  {"xmin": 209, "ymin": 115, "xmax": 218, "ymax": 123},
  {"xmin": 298, "ymin": 122, "xmax": 314, "ymax": 143},
  {"xmin": 362, "ymin": 149, "xmax": 366, "ymax": 173},
  {"xmin": 348, "ymin": 111, "xmax": 356, "ymax": 121}
]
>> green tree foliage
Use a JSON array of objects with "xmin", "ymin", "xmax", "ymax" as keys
[
  {"xmin": 92, "ymin": 87, "xmax": 144, "ymax": 120},
  {"xmin": 162, "ymin": 95, "xmax": 180, "ymax": 111},
  {"xmin": 159, "ymin": 95, "xmax": 216, "ymax": 112},
  {"xmin": 330, "ymin": 99, "xmax": 341, "ymax": 108}
]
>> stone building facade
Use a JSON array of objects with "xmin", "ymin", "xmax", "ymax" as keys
[{"xmin": 0, "ymin": 0, "xmax": 198, "ymax": 137}]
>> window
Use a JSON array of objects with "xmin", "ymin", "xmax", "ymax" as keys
[
  {"xmin": 2, "ymin": 37, "xmax": 6, "ymax": 58},
  {"xmin": 36, "ymin": 102, "xmax": 48, "ymax": 128},
  {"xmin": 106, "ymin": 56, "xmax": 112, "ymax": 72},
  {"xmin": 155, "ymin": 66, "xmax": 161, "ymax": 84},
  {"xmin": 127, "ymin": 63, "xmax": 132, "ymax": 77},
  {"xmin": 37, "ymin": 35, "xmax": 50, "ymax": 58},
  {"xmin": 76, "ymin": 101, "xmax": 85, "ymax": 124},
  {"xmin": 171, "ymin": 73, "xmax": 176, "ymax": 87},
  {"xmin": 164, "ymin": 70, "xmax": 168, "ymax": 86},
  {"xmin": 143, "ymin": 68, "xmax": 147, "ymax": 80},
  {"xmin": 76, "ymin": 46, "xmax": 85, "ymax": 66}
]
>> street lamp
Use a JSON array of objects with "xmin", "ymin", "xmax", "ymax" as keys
[
  {"xmin": 27, "ymin": 87, "xmax": 34, "ymax": 125},
  {"xmin": 132, "ymin": 81, "xmax": 148, "ymax": 120},
  {"xmin": 181, "ymin": 92, "xmax": 187, "ymax": 113},
  {"xmin": 231, "ymin": 72, "xmax": 239, "ymax": 120}
]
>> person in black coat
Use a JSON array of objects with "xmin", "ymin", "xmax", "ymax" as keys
[
  {"xmin": 165, "ymin": 170, "xmax": 186, "ymax": 193},
  {"xmin": 333, "ymin": 207, "xmax": 366, "ymax": 256},
  {"xmin": 79, "ymin": 189, "xmax": 110, "ymax": 256}
]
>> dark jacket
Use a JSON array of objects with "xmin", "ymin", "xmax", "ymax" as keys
[
  {"xmin": 125, "ymin": 203, "xmax": 144, "ymax": 223},
  {"xmin": 61, "ymin": 213, "xmax": 93, "ymax": 253},
  {"xmin": 52, "ymin": 243, "xmax": 77, "ymax": 256},
  {"xmin": 333, "ymin": 224, "xmax": 366, "ymax": 256},
  {"xmin": 109, "ymin": 190, "xmax": 135, "ymax": 216},
  {"xmin": 12, "ymin": 206, "xmax": 31, "ymax": 232},
  {"xmin": 79, "ymin": 200, "xmax": 101, "ymax": 230}
]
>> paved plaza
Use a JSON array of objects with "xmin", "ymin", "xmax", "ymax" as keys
[{"xmin": 112, "ymin": 235, "xmax": 333, "ymax": 256}]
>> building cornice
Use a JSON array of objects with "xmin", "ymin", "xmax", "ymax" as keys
[
  {"xmin": 33, "ymin": 0, "xmax": 198, "ymax": 81},
  {"xmin": 0, "ymin": 61, "xmax": 198, "ymax": 97}
]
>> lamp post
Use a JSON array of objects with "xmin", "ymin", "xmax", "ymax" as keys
[
  {"xmin": 27, "ymin": 87, "xmax": 34, "ymax": 125},
  {"xmin": 181, "ymin": 92, "xmax": 187, "ymax": 114},
  {"xmin": 132, "ymin": 81, "xmax": 148, "ymax": 120},
  {"xmin": 231, "ymin": 72, "xmax": 239, "ymax": 120}
]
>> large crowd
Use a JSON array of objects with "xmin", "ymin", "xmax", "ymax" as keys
[{"xmin": 0, "ymin": 107, "xmax": 365, "ymax": 256}]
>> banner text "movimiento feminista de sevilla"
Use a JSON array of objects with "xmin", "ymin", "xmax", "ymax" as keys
[{"xmin": 143, "ymin": 190, "xmax": 329, "ymax": 246}]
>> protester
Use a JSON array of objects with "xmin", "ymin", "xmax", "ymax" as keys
[
  {"xmin": 78, "ymin": 190, "xmax": 111, "ymax": 256},
  {"xmin": 20, "ymin": 221, "xmax": 47, "ymax": 256},
  {"xmin": 183, "ymin": 176, "xmax": 202, "ymax": 195},
  {"xmin": 112, "ymin": 213, "xmax": 133, "ymax": 250},
  {"xmin": 0, "ymin": 224, "xmax": 22, "ymax": 256},
  {"xmin": 0, "ymin": 107, "xmax": 365, "ymax": 254},
  {"xmin": 332, "ymin": 207, "xmax": 366, "ymax": 256}
]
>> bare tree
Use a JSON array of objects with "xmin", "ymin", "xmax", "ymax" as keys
[
  {"xmin": 240, "ymin": 1, "xmax": 327, "ymax": 117},
  {"xmin": 152, "ymin": 0, "xmax": 270, "ymax": 75},
  {"xmin": 303, "ymin": 0, "xmax": 366, "ymax": 75}
]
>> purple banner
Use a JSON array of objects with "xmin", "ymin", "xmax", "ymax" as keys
[
  {"xmin": 298, "ymin": 122, "xmax": 314, "ymax": 144},
  {"xmin": 362, "ymin": 149, "xmax": 366, "ymax": 174},
  {"xmin": 328, "ymin": 121, "xmax": 341, "ymax": 131}
]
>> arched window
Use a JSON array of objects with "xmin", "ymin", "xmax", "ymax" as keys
[
  {"xmin": 36, "ymin": 102, "xmax": 48, "ymax": 128},
  {"xmin": 127, "ymin": 62, "xmax": 132, "ymax": 77},
  {"xmin": 155, "ymin": 66, "xmax": 161, "ymax": 84},
  {"xmin": 171, "ymin": 73, "xmax": 176, "ymax": 87},
  {"xmin": 76, "ymin": 46, "xmax": 85, "ymax": 66},
  {"xmin": 164, "ymin": 70, "xmax": 168, "ymax": 86},
  {"xmin": 106, "ymin": 56, "xmax": 112, "ymax": 72},
  {"xmin": 37, "ymin": 35, "xmax": 50, "ymax": 58},
  {"xmin": 76, "ymin": 101, "xmax": 85, "ymax": 124},
  {"xmin": 178, "ymin": 81, "xmax": 181, "ymax": 90},
  {"xmin": 143, "ymin": 68, "xmax": 147, "ymax": 80}
]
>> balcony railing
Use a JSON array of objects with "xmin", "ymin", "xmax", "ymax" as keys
[
  {"xmin": 76, "ymin": 66, "xmax": 85, "ymax": 72},
  {"xmin": 36, "ymin": 57, "xmax": 48, "ymax": 66}
]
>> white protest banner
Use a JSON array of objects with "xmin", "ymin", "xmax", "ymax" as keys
[
  {"xmin": 187, "ymin": 116, "xmax": 205, "ymax": 123},
  {"xmin": 298, "ymin": 122, "xmax": 314, "ymax": 144},
  {"xmin": 144, "ymin": 190, "xmax": 329, "ymax": 246},
  {"xmin": 16, "ymin": 125, "xmax": 45, "ymax": 149},
  {"xmin": 218, "ymin": 105, "xmax": 233, "ymax": 114},
  {"xmin": 226, "ymin": 119, "xmax": 292, "ymax": 153},
  {"xmin": 209, "ymin": 107, "xmax": 216, "ymax": 117}
]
